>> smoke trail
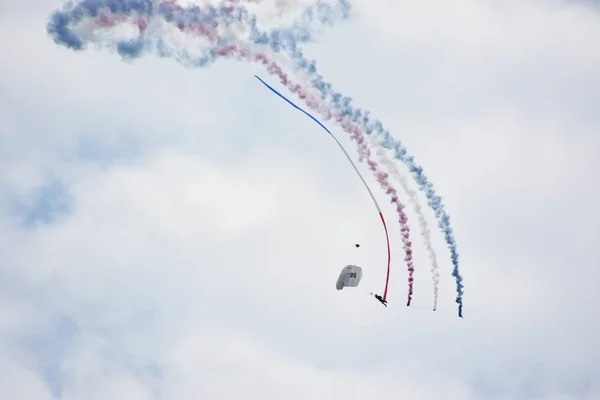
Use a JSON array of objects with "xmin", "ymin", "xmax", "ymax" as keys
[
  {"xmin": 250, "ymin": 2, "xmax": 461, "ymax": 315},
  {"xmin": 47, "ymin": 0, "xmax": 350, "ymax": 60},
  {"xmin": 234, "ymin": 4, "xmax": 464, "ymax": 316},
  {"xmin": 367, "ymin": 135, "xmax": 440, "ymax": 310}
]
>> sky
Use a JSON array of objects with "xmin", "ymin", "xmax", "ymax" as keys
[{"xmin": 1, "ymin": 0, "xmax": 599, "ymax": 399}]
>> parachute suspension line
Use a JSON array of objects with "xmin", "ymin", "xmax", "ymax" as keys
[
  {"xmin": 322, "ymin": 123, "xmax": 381, "ymax": 213},
  {"xmin": 255, "ymin": 75, "xmax": 392, "ymax": 302},
  {"xmin": 379, "ymin": 211, "xmax": 391, "ymax": 302}
]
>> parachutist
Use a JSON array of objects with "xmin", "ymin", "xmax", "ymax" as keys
[{"xmin": 374, "ymin": 294, "xmax": 387, "ymax": 307}]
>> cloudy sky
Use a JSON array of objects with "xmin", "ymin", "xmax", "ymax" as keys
[{"xmin": 1, "ymin": 0, "xmax": 599, "ymax": 399}]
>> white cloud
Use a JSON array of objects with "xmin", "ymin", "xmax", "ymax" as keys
[
  {"xmin": 1, "ymin": 0, "xmax": 599, "ymax": 399},
  {"xmin": 0, "ymin": 363, "xmax": 53, "ymax": 400}
]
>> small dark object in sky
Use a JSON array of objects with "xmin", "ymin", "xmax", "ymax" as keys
[{"xmin": 355, "ymin": 243, "xmax": 360, "ymax": 248}]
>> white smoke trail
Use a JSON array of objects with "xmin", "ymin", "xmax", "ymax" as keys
[{"xmin": 367, "ymin": 134, "xmax": 441, "ymax": 310}]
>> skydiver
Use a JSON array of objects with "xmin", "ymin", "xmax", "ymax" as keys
[{"xmin": 374, "ymin": 293, "xmax": 387, "ymax": 307}]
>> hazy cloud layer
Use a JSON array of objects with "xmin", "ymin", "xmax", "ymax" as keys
[{"xmin": 1, "ymin": 1, "xmax": 599, "ymax": 399}]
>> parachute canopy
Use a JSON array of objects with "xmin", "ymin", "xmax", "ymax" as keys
[{"xmin": 336, "ymin": 265, "xmax": 363, "ymax": 290}]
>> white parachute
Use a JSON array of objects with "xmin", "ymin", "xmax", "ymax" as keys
[{"xmin": 335, "ymin": 265, "xmax": 363, "ymax": 290}]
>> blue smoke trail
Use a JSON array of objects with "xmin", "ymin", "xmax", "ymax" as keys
[
  {"xmin": 294, "ymin": 59, "xmax": 465, "ymax": 317},
  {"xmin": 47, "ymin": 0, "xmax": 350, "ymax": 63}
]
